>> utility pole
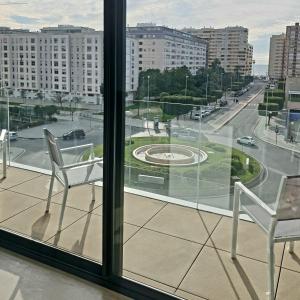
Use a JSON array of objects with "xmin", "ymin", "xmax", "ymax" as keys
[{"xmin": 206, "ymin": 74, "xmax": 209, "ymax": 102}]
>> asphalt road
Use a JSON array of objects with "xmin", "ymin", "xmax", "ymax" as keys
[
  {"xmin": 219, "ymin": 82, "xmax": 300, "ymax": 207},
  {"xmin": 8, "ymin": 80, "xmax": 295, "ymax": 210}
]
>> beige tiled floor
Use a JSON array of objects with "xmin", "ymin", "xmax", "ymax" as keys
[{"xmin": 1, "ymin": 166, "xmax": 300, "ymax": 300}]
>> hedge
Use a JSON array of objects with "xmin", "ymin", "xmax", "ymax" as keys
[
  {"xmin": 264, "ymin": 89, "xmax": 284, "ymax": 98},
  {"xmin": 264, "ymin": 96, "xmax": 284, "ymax": 109},
  {"xmin": 258, "ymin": 103, "xmax": 279, "ymax": 116}
]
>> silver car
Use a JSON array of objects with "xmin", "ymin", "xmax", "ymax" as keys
[{"xmin": 237, "ymin": 136, "xmax": 255, "ymax": 146}]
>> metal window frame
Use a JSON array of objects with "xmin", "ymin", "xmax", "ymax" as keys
[{"xmin": 0, "ymin": 0, "xmax": 181, "ymax": 299}]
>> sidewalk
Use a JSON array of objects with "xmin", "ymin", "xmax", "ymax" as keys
[{"xmin": 254, "ymin": 116, "xmax": 300, "ymax": 153}]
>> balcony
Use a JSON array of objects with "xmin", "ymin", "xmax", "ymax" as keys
[{"xmin": 0, "ymin": 165, "xmax": 299, "ymax": 299}]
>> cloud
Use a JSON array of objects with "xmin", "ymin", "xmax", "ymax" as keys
[
  {"xmin": 10, "ymin": 15, "xmax": 40, "ymax": 25},
  {"xmin": 1, "ymin": 0, "xmax": 299, "ymax": 63}
]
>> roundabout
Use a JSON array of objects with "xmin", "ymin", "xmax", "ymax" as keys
[{"xmin": 133, "ymin": 144, "xmax": 208, "ymax": 166}]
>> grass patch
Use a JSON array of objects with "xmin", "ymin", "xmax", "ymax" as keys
[{"xmin": 84, "ymin": 136, "xmax": 261, "ymax": 185}]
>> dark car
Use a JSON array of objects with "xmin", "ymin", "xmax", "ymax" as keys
[{"xmin": 63, "ymin": 129, "xmax": 85, "ymax": 140}]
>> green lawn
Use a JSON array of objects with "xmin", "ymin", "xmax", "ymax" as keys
[{"xmin": 84, "ymin": 136, "xmax": 261, "ymax": 185}]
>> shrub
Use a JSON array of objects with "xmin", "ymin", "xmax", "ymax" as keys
[
  {"xmin": 258, "ymin": 103, "xmax": 279, "ymax": 116},
  {"xmin": 264, "ymin": 96, "xmax": 284, "ymax": 109}
]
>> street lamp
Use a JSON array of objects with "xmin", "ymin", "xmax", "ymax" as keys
[
  {"xmin": 185, "ymin": 75, "xmax": 189, "ymax": 98},
  {"xmin": 205, "ymin": 74, "xmax": 209, "ymax": 102},
  {"xmin": 147, "ymin": 75, "xmax": 150, "ymax": 133},
  {"xmin": 265, "ymin": 89, "xmax": 269, "ymax": 127}
]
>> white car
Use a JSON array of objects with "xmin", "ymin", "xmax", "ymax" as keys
[
  {"xmin": 237, "ymin": 136, "xmax": 255, "ymax": 146},
  {"xmin": 9, "ymin": 131, "xmax": 18, "ymax": 141}
]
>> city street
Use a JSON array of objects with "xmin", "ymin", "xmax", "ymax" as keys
[{"xmin": 4, "ymin": 81, "xmax": 297, "ymax": 209}]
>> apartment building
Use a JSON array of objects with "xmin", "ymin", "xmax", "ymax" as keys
[
  {"xmin": 0, "ymin": 25, "xmax": 139, "ymax": 103},
  {"xmin": 286, "ymin": 22, "xmax": 300, "ymax": 78},
  {"xmin": 183, "ymin": 26, "xmax": 253, "ymax": 76},
  {"xmin": 268, "ymin": 34, "xmax": 286, "ymax": 80},
  {"xmin": 127, "ymin": 23, "xmax": 207, "ymax": 75}
]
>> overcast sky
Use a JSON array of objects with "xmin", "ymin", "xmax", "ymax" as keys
[{"xmin": 0, "ymin": 0, "xmax": 299, "ymax": 64}]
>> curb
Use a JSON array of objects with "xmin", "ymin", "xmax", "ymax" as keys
[
  {"xmin": 214, "ymin": 89, "xmax": 264, "ymax": 131},
  {"xmin": 253, "ymin": 119, "xmax": 300, "ymax": 154}
]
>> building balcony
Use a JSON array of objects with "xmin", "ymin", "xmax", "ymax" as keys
[{"xmin": 0, "ymin": 165, "xmax": 299, "ymax": 299}]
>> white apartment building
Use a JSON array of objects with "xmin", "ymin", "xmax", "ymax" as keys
[
  {"xmin": 0, "ymin": 25, "xmax": 139, "ymax": 103},
  {"xmin": 127, "ymin": 24, "xmax": 207, "ymax": 75},
  {"xmin": 268, "ymin": 34, "xmax": 286, "ymax": 80},
  {"xmin": 183, "ymin": 26, "xmax": 253, "ymax": 76}
]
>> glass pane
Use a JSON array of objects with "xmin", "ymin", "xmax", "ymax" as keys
[
  {"xmin": 122, "ymin": 1, "xmax": 300, "ymax": 299},
  {"xmin": 0, "ymin": 1, "xmax": 103, "ymax": 264}
]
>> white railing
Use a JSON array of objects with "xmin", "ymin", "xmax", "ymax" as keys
[{"xmin": 0, "ymin": 129, "xmax": 7, "ymax": 178}]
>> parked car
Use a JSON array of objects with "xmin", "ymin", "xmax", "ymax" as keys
[
  {"xmin": 219, "ymin": 99, "xmax": 228, "ymax": 107},
  {"xmin": 237, "ymin": 136, "xmax": 255, "ymax": 146},
  {"xmin": 63, "ymin": 129, "xmax": 85, "ymax": 140},
  {"xmin": 9, "ymin": 131, "xmax": 18, "ymax": 141},
  {"xmin": 171, "ymin": 128, "xmax": 198, "ymax": 141}
]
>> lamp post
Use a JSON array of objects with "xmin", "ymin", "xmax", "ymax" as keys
[
  {"xmin": 147, "ymin": 75, "xmax": 150, "ymax": 133},
  {"xmin": 205, "ymin": 74, "xmax": 209, "ymax": 102},
  {"xmin": 185, "ymin": 75, "xmax": 189, "ymax": 98},
  {"xmin": 265, "ymin": 89, "xmax": 269, "ymax": 127}
]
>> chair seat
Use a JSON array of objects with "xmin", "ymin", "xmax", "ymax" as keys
[
  {"xmin": 57, "ymin": 162, "xmax": 103, "ymax": 187},
  {"xmin": 242, "ymin": 202, "xmax": 300, "ymax": 240}
]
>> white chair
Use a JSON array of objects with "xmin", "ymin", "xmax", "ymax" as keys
[
  {"xmin": 0, "ymin": 129, "xmax": 7, "ymax": 178},
  {"xmin": 231, "ymin": 177, "xmax": 300, "ymax": 300},
  {"xmin": 44, "ymin": 128, "xmax": 103, "ymax": 231}
]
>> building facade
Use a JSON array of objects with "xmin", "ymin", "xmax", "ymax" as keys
[
  {"xmin": 127, "ymin": 23, "xmax": 207, "ymax": 75},
  {"xmin": 0, "ymin": 25, "xmax": 139, "ymax": 103},
  {"xmin": 268, "ymin": 34, "xmax": 286, "ymax": 80},
  {"xmin": 183, "ymin": 26, "xmax": 253, "ymax": 76},
  {"xmin": 286, "ymin": 22, "xmax": 300, "ymax": 78}
]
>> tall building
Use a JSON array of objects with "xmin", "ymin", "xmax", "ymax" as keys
[
  {"xmin": 127, "ymin": 23, "xmax": 207, "ymax": 75},
  {"xmin": 268, "ymin": 34, "xmax": 286, "ymax": 80},
  {"xmin": 286, "ymin": 22, "xmax": 300, "ymax": 78},
  {"xmin": 183, "ymin": 26, "xmax": 253, "ymax": 76},
  {"xmin": 0, "ymin": 25, "xmax": 139, "ymax": 103}
]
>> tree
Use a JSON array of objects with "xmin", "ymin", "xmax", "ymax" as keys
[
  {"xmin": 54, "ymin": 93, "xmax": 63, "ymax": 108},
  {"xmin": 100, "ymin": 83, "xmax": 104, "ymax": 96},
  {"xmin": 44, "ymin": 105, "xmax": 59, "ymax": 119}
]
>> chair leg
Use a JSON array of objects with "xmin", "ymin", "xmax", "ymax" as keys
[
  {"xmin": 92, "ymin": 182, "xmax": 95, "ymax": 202},
  {"xmin": 267, "ymin": 239, "xmax": 275, "ymax": 300},
  {"xmin": 58, "ymin": 186, "xmax": 68, "ymax": 232},
  {"xmin": 45, "ymin": 173, "xmax": 55, "ymax": 213},
  {"xmin": 231, "ymin": 187, "xmax": 240, "ymax": 259},
  {"xmin": 289, "ymin": 241, "xmax": 295, "ymax": 253}
]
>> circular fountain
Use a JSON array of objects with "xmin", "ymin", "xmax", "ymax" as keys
[{"xmin": 133, "ymin": 144, "xmax": 208, "ymax": 167}]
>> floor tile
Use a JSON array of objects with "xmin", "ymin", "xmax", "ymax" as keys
[
  {"xmin": 281, "ymin": 242, "xmax": 300, "ymax": 273},
  {"xmin": 1, "ymin": 201, "xmax": 86, "ymax": 241},
  {"xmin": 175, "ymin": 290, "xmax": 207, "ymax": 300},
  {"xmin": 124, "ymin": 193, "xmax": 166, "ymax": 226},
  {"xmin": 207, "ymin": 217, "xmax": 284, "ymax": 266},
  {"xmin": 51, "ymin": 185, "xmax": 102, "ymax": 212},
  {"xmin": 276, "ymin": 268, "xmax": 300, "ymax": 300},
  {"xmin": 145, "ymin": 203, "xmax": 221, "ymax": 244},
  {"xmin": 0, "ymin": 248, "xmax": 131, "ymax": 300},
  {"xmin": 123, "ymin": 228, "xmax": 202, "ymax": 288},
  {"xmin": 179, "ymin": 246, "xmax": 279, "ymax": 300},
  {"xmin": 47, "ymin": 214, "xmax": 139, "ymax": 262},
  {"xmin": 0, "ymin": 167, "xmax": 41, "ymax": 189},
  {"xmin": 9, "ymin": 175, "xmax": 63, "ymax": 200},
  {"xmin": 0, "ymin": 190, "xmax": 41, "ymax": 222},
  {"xmin": 123, "ymin": 270, "xmax": 176, "ymax": 294}
]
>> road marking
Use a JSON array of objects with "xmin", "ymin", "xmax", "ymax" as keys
[{"xmin": 213, "ymin": 89, "xmax": 264, "ymax": 131}]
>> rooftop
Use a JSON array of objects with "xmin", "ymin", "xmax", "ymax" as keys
[{"xmin": 0, "ymin": 166, "xmax": 299, "ymax": 299}]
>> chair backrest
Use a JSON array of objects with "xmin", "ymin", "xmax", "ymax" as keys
[
  {"xmin": 43, "ymin": 128, "xmax": 63, "ymax": 168},
  {"xmin": 275, "ymin": 175, "xmax": 300, "ymax": 221},
  {"xmin": 0, "ymin": 129, "xmax": 7, "ymax": 142}
]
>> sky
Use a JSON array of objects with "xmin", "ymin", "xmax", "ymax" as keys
[{"xmin": 0, "ymin": 0, "xmax": 299, "ymax": 64}]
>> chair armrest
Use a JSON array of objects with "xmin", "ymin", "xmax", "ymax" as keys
[
  {"xmin": 59, "ymin": 157, "xmax": 102, "ymax": 170},
  {"xmin": 60, "ymin": 143, "xmax": 94, "ymax": 152},
  {"xmin": 235, "ymin": 182, "xmax": 276, "ymax": 217}
]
